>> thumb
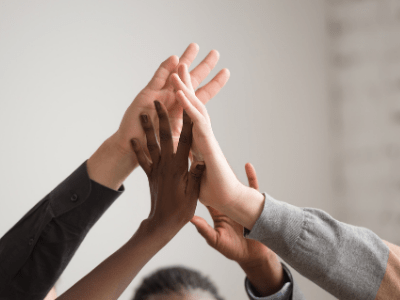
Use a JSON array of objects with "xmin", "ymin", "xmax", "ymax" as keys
[
  {"xmin": 187, "ymin": 161, "xmax": 206, "ymax": 199},
  {"xmin": 245, "ymin": 162, "xmax": 259, "ymax": 191},
  {"xmin": 190, "ymin": 216, "xmax": 217, "ymax": 247}
]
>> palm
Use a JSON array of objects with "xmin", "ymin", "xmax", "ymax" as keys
[
  {"xmin": 207, "ymin": 207, "xmax": 270, "ymax": 264},
  {"xmin": 192, "ymin": 163, "xmax": 273, "ymax": 265},
  {"xmin": 114, "ymin": 44, "xmax": 230, "ymax": 156}
]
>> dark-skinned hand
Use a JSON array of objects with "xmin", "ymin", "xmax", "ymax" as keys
[
  {"xmin": 191, "ymin": 163, "xmax": 285, "ymax": 296},
  {"xmin": 131, "ymin": 100, "xmax": 206, "ymax": 232}
]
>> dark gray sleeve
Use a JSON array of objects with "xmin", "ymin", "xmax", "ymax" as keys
[
  {"xmin": 245, "ymin": 263, "xmax": 306, "ymax": 300},
  {"xmin": 244, "ymin": 193, "xmax": 389, "ymax": 300}
]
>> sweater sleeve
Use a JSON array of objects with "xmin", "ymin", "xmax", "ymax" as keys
[{"xmin": 244, "ymin": 193, "xmax": 392, "ymax": 300}]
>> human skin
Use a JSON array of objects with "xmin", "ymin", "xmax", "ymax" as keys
[
  {"xmin": 170, "ymin": 63, "xmax": 265, "ymax": 230},
  {"xmin": 86, "ymin": 43, "xmax": 230, "ymax": 191},
  {"xmin": 55, "ymin": 101, "xmax": 205, "ymax": 300},
  {"xmin": 191, "ymin": 163, "xmax": 285, "ymax": 296}
]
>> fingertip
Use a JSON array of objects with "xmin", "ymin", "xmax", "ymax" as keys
[
  {"xmin": 221, "ymin": 68, "xmax": 230, "ymax": 77},
  {"xmin": 210, "ymin": 49, "xmax": 220, "ymax": 59},
  {"xmin": 189, "ymin": 42, "xmax": 199, "ymax": 52},
  {"xmin": 169, "ymin": 55, "xmax": 179, "ymax": 65},
  {"xmin": 171, "ymin": 73, "xmax": 181, "ymax": 84},
  {"xmin": 154, "ymin": 100, "xmax": 161, "ymax": 112}
]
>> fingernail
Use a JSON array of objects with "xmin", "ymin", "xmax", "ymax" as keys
[
  {"xmin": 154, "ymin": 100, "xmax": 161, "ymax": 111},
  {"xmin": 141, "ymin": 114, "xmax": 148, "ymax": 123},
  {"xmin": 196, "ymin": 163, "xmax": 205, "ymax": 170}
]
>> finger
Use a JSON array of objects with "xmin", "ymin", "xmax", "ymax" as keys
[
  {"xmin": 130, "ymin": 139, "xmax": 151, "ymax": 175},
  {"xmin": 176, "ymin": 90, "xmax": 203, "ymax": 124},
  {"xmin": 206, "ymin": 206, "xmax": 225, "ymax": 219},
  {"xmin": 178, "ymin": 63, "xmax": 193, "ymax": 91},
  {"xmin": 190, "ymin": 215, "xmax": 218, "ymax": 247},
  {"xmin": 186, "ymin": 162, "xmax": 206, "ymax": 199},
  {"xmin": 195, "ymin": 68, "xmax": 230, "ymax": 104},
  {"xmin": 154, "ymin": 100, "xmax": 174, "ymax": 158},
  {"xmin": 140, "ymin": 114, "xmax": 160, "ymax": 165},
  {"xmin": 146, "ymin": 55, "xmax": 179, "ymax": 91},
  {"xmin": 175, "ymin": 110, "xmax": 193, "ymax": 170},
  {"xmin": 178, "ymin": 43, "xmax": 199, "ymax": 70},
  {"xmin": 245, "ymin": 162, "xmax": 259, "ymax": 190},
  {"xmin": 171, "ymin": 73, "xmax": 206, "ymax": 115},
  {"xmin": 190, "ymin": 49, "xmax": 220, "ymax": 90}
]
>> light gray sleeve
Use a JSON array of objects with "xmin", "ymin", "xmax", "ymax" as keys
[
  {"xmin": 244, "ymin": 193, "xmax": 389, "ymax": 300},
  {"xmin": 245, "ymin": 263, "xmax": 306, "ymax": 300}
]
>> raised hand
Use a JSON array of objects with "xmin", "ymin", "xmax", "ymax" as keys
[
  {"xmin": 191, "ymin": 163, "xmax": 285, "ymax": 296},
  {"xmin": 57, "ymin": 102, "xmax": 206, "ymax": 300},
  {"xmin": 87, "ymin": 43, "xmax": 229, "ymax": 190},
  {"xmin": 171, "ymin": 63, "xmax": 265, "ymax": 230},
  {"xmin": 115, "ymin": 43, "xmax": 230, "ymax": 157},
  {"xmin": 131, "ymin": 100, "xmax": 206, "ymax": 231}
]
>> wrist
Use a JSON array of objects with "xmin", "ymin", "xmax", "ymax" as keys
[
  {"xmin": 220, "ymin": 186, "xmax": 265, "ymax": 230},
  {"xmin": 87, "ymin": 133, "xmax": 138, "ymax": 191},
  {"xmin": 137, "ymin": 219, "xmax": 181, "ymax": 244},
  {"xmin": 240, "ymin": 254, "xmax": 286, "ymax": 297}
]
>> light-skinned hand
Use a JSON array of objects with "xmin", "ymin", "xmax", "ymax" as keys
[{"xmin": 171, "ymin": 64, "xmax": 264, "ymax": 230}]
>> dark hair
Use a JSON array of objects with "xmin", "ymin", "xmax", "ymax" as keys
[{"xmin": 132, "ymin": 266, "xmax": 224, "ymax": 300}]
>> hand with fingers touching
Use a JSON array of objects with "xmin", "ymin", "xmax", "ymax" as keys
[
  {"xmin": 170, "ymin": 63, "xmax": 265, "ymax": 230},
  {"xmin": 191, "ymin": 163, "xmax": 286, "ymax": 297},
  {"xmin": 56, "ymin": 101, "xmax": 205, "ymax": 300},
  {"xmin": 87, "ymin": 43, "xmax": 229, "ymax": 191},
  {"xmin": 131, "ymin": 100, "xmax": 206, "ymax": 232}
]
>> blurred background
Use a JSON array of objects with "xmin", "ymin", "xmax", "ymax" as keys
[{"xmin": 0, "ymin": 1, "xmax": 399, "ymax": 299}]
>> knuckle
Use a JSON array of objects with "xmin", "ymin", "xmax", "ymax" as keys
[
  {"xmin": 179, "ymin": 134, "xmax": 191, "ymax": 145},
  {"xmin": 147, "ymin": 143, "xmax": 159, "ymax": 153},
  {"xmin": 159, "ymin": 130, "xmax": 172, "ymax": 142}
]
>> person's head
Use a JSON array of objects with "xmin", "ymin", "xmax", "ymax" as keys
[{"xmin": 132, "ymin": 266, "xmax": 224, "ymax": 300}]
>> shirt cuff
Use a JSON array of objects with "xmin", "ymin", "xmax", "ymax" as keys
[
  {"xmin": 48, "ymin": 160, "xmax": 124, "ymax": 217},
  {"xmin": 245, "ymin": 263, "xmax": 293, "ymax": 300}
]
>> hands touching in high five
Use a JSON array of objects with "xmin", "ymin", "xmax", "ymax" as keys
[
  {"xmin": 191, "ymin": 163, "xmax": 285, "ymax": 297},
  {"xmin": 58, "ymin": 101, "xmax": 205, "ymax": 300},
  {"xmin": 87, "ymin": 43, "xmax": 229, "ymax": 191}
]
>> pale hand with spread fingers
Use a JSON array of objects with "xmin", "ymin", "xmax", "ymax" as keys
[
  {"xmin": 114, "ymin": 43, "xmax": 230, "ymax": 156},
  {"xmin": 171, "ymin": 63, "xmax": 265, "ymax": 230},
  {"xmin": 191, "ymin": 163, "xmax": 285, "ymax": 297},
  {"xmin": 87, "ymin": 43, "xmax": 230, "ymax": 190}
]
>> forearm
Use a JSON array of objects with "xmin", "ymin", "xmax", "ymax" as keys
[
  {"xmin": 87, "ymin": 133, "xmax": 138, "ymax": 191},
  {"xmin": 56, "ymin": 220, "xmax": 177, "ymax": 300}
]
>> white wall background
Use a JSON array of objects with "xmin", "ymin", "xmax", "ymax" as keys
[
  {"xmin": 328, "ymin": 0, "xmax": 400, "ymax": 247},
  {"xmin": 0, "ymin": 1, "xmax": 334, "ymax": 299}
]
